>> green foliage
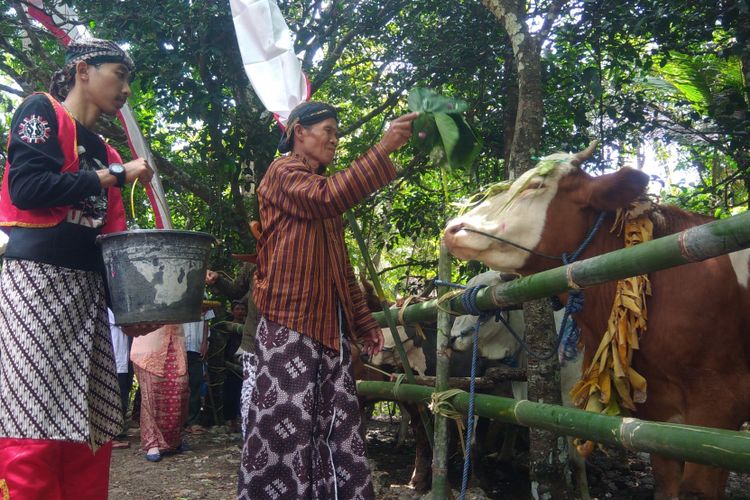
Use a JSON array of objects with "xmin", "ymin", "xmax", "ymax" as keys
[
  {"xmin": 0, "ymin": 0, "xmax": 748, "ymax": 295},
  {"xmin": 408, "ymin": 87, "xmax": 470, "ymax": 114},
  {"xmin": 407, "ymin": 87, "xmax": 481, "ymax": 171}
]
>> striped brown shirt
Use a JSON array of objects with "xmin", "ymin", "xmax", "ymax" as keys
[{"xmin": 253, "ymin": 144, "xmax": 396, "ymax": 351}]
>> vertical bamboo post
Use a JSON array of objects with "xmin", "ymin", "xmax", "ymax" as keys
[
  {"xmin": 345, "ymin": 211, "xmax": 434, "ymax": 447},
  {"xmin": 432, "ymin": 242, "xmax": 452, "ymax": 498}
]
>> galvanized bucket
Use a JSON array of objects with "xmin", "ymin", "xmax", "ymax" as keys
[{"xmin": 98, "ymin": 230, "xmax": 214, "ymax": 325}]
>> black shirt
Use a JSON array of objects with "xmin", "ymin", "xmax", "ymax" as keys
[{"xmin": 4, "ymin": 94, "xmax": 114, "ymax": 272}]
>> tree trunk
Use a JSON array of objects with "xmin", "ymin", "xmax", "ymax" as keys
[
  {"xmin": 502, "ymin": 46, "xmax": 518, "ymax": 170},
  {"xmin": 507, "ymin": 34, "xmax": 543, "ymax": 179},
  {"xmin": 523, "ymin": 300, "xmax": 573, "ymax": 500},
  {"xmin": 481, "ymin": 1, "xmax": 573, "ymax": 496}
]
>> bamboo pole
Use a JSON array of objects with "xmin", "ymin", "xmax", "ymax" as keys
[
  {"xmin": 431, "ymin": 242, "xmax": 452, "ymax": 499},
  {"xmin": 407, "ymin": 368, "xmax": 527, "ymax": 389},
  {"xmin": 344, "ymin": 211, "xmax": 434, "ymax": 447},
  {"xmin": 356, "ymin": 381, "xmax": 750, "ymax": 472},
  {"xmin": 373, "ymin": 210, "xmax": 750, "ymax": 326}
]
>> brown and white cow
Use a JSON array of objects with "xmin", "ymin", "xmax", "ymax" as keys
[{"xmin": 443, "ymin": 143, "xmax": 750, "ymax": 499}]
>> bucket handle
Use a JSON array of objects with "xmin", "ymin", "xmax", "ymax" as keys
[{"xmin": 129, "ymin": 178, "xmax": 172, "ymax": 227}]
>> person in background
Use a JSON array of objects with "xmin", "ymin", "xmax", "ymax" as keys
[
  {"xmin": 237, "ymin": 101, "xmax": 417, "ymax": 499},
  {"xmin": 130, "ymin": 324, "xmax": 189, "ymax": 462},
  {"xmin": 0, "ymin": 38, "xmax": 154, "ymax": 498},
  {"xmin": 222, "ymin": 300, "xmax": 246, "ymax": 434},
  {"xmin": 182, "ymin": 306, "xmax": 215, "ymax": 435},
  {"xmin": 109, "ymin": 309, "xmax": 133, "ymax": 449},
  {"xmin": 201, "ymin": 300, "xmax": 245, "ymax": 431},
  {"xmin": 206, "ymin": 261, "xmax": 259, "ymax": 438}
]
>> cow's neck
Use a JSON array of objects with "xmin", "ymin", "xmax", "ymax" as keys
[{"xmin": 519, "ymin": 210, "xmax": 623, "ymax": 275}]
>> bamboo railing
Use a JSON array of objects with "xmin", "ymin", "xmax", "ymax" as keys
[
  {"xmin": 373, "ymin": 210, "xmax": 750, "ymax": 326},
  {"xmin": 356, "ymin": 380, "xmax": 750, "ymax": 472}
]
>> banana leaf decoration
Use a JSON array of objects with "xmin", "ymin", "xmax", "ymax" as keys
[{"xmin": 408, "ymin": 87, "xmax": 482, "ymax": 170}]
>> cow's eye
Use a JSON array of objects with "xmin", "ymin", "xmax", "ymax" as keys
[{"xmin": 523, "ymin": 181, "xmax": 544, "ymax": 191}]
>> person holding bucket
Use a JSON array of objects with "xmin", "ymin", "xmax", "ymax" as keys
[
  {"xmin": 237, "ymin": 102, "xmax": 418, "ymax": 499},
  {"xmin": 0, "ymin": 38, "xmax": 154, "ymax": 497}
]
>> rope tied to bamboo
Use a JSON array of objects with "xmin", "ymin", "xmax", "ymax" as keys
[
  {"xmin": 457, "ymin": 285, "xmax": 487, "ymax": 499},
  {"xmin": 392, "ymin": 373, "xmax": 407, "ymax": 400},
  {"xmin": 434, "ymin": 289, "xmax": 465, "ymax": 316},
  {"xmin": 429, "ymin": 388, "xmax": 467, "ymax": 457},
  {"xmin": 398, "ymin": 296, "xmax": 427, "ymax": 339}
]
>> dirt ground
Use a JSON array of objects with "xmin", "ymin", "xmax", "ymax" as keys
[{"xmin": 109, "ymin": 416, "xmax": 750, "ymax": 499}]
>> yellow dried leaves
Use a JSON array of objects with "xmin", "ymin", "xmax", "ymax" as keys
[{"xmin": 571, "ymin": 205, "xmax": 653, "ymax": 418}]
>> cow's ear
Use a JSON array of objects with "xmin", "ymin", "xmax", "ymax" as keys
[{"xmin": 586, "ymin": 167, "xmax": 649, "ymax": 211}]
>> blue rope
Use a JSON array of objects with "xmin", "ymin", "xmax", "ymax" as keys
[
  {"xmin": 458, "ymin": 285, "xmax": 487, "ymax": 499},
  {"xmin": 561, "ymin": 212, "xmax": 607, "ymax": 264},
  {"xmin": 433, "ymin": 279, "xmax": 467, "ymax": 289}
]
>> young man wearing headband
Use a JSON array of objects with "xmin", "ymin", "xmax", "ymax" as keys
[
  {"xmin": 237, "ymin": 102, "xmax": 418, "ymax": 499},
  {"xmin": 0, "ymin": 38, "xmax": 154, "ymax": 497}
]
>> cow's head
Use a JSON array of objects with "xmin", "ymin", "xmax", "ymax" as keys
[
  {"xmin": 370, "ymin": 326, "xmax": 427, "ymax": 376},
  {"xmin": 449, "ymin": 271, "xmax": 522, "ymax": 360},
  {"xmin": 443, "ymin": 142, "xmax": 650, "ymax": 273}
]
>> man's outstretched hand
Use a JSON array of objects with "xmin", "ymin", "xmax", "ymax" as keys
[{"xmin": 378, "ymin": 111, "xmax": 420, "ymax": 155}]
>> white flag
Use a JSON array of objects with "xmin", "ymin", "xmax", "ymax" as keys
[{"xmin": 230, "ymin": 0, "xmax": 309, "ymax": 127}]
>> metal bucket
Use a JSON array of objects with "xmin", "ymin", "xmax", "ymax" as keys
[{"xmin": 98, "ymin": 230, "xmax": 214, "ymax": 325}]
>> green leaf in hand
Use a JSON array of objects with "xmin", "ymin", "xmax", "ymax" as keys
[
  {"xmin": 408, "ymin": 87, "xmax": 469, "ymax": 114},
  {"xmin": 412, "ymin": 112, "xmax": 439, "ymax": 154},
  {"xmin": 446, "ymin": 115, "xmax": 482, "ymax": 169},
  {"xmin": 407, "ymin": 87, "xmax": 481, "ymax": 171}
]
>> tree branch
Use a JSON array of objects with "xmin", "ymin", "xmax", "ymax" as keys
[
  {"xmin": 12, "ymin": 2, "xmax": 45, "ymax": 57},
  {"xmin": 377, "ymin": 259, "xmax": 438, "ymax": 275},
  {"xmin": 0, "ymin": 83, "xmax": 25, "ymax": 97},
  {"xmin": 0, "ymin": 60, "xmax": 35, "ymax": 94},
  {"xmin": 151, "ymin": 151, "xmax": 213, "ymax": 203},
  {"xmin": 339, "ymin": 80, "xmax": 414, "ymax": 137},
  {"xmin": 538, "ymin": 0, "xmax": 567, "ymax": 41},
  {"xmin": 309, "ymin": 29, "xmax": 358, "ymax": 93}
]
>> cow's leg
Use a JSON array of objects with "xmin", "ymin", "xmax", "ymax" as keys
[
  {"xmin": 650, "ymin": 454, "xmax": 684, "ymax": 500},
  {"xmin": 408, "ymin": 404, "xmax": 431, "ymax": 492},
  {"xmin": 679, "ymin": 407, "xmax": 740, "ymax": 499},
  {"xmin": 396, "ymin": 402, "xmax": 411, "ymax": 448},
  {"xmin": 679, "ymin": 463, "xmax": 728, "ymax": 500},
  {"xmin": 679, "ymin": 376, "xmax": 750, "ymax": 500}
]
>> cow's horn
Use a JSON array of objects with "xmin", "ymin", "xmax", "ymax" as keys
[{"xmin": 570, "ymin": 140, "xmax": 598, "ymax": 167}]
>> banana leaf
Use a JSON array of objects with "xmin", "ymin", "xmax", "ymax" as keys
[{"xmin": 408, "ymin": 87, "xmax": 482, "ymax": 170}]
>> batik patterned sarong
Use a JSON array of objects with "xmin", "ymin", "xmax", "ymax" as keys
[
  {"xmin": 0, "ymin": 259, "xmax": 122, "ymax": 450},
  {"xmin": 237, "ymin": 317, "xmax": 374, "ymax": 500},
  {"xmin": 134, "ymin": 335, "xmax": 188, "ymax": 452},
  {"xmin": 240, "ymin": 351, "xmax": 258, "ymax": 441}
]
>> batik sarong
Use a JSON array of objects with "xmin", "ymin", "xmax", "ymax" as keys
[
  {"xmin": 134, "ymin": 335, "xmax": 188, "ymax": 452},
  {"xmin": 0, "ymin": 259, "xmax": 122, "ymax": 449},
  {"xmin": 240, "ymin": 351, "xmax": 258, "ymax": 440},
  {"xmin": 237, "ymin": 317, "xmax": 374, "ymax": 500}
]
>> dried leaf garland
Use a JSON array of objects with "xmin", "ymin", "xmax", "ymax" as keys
[{"xmin": 571, "ymin": 200, "xmax": 654, "ymax": 428}]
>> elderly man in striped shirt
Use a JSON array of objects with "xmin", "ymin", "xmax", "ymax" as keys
[{"xmin": 237, "ymin": 101, "xmax": 418, "ymax": 500}]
